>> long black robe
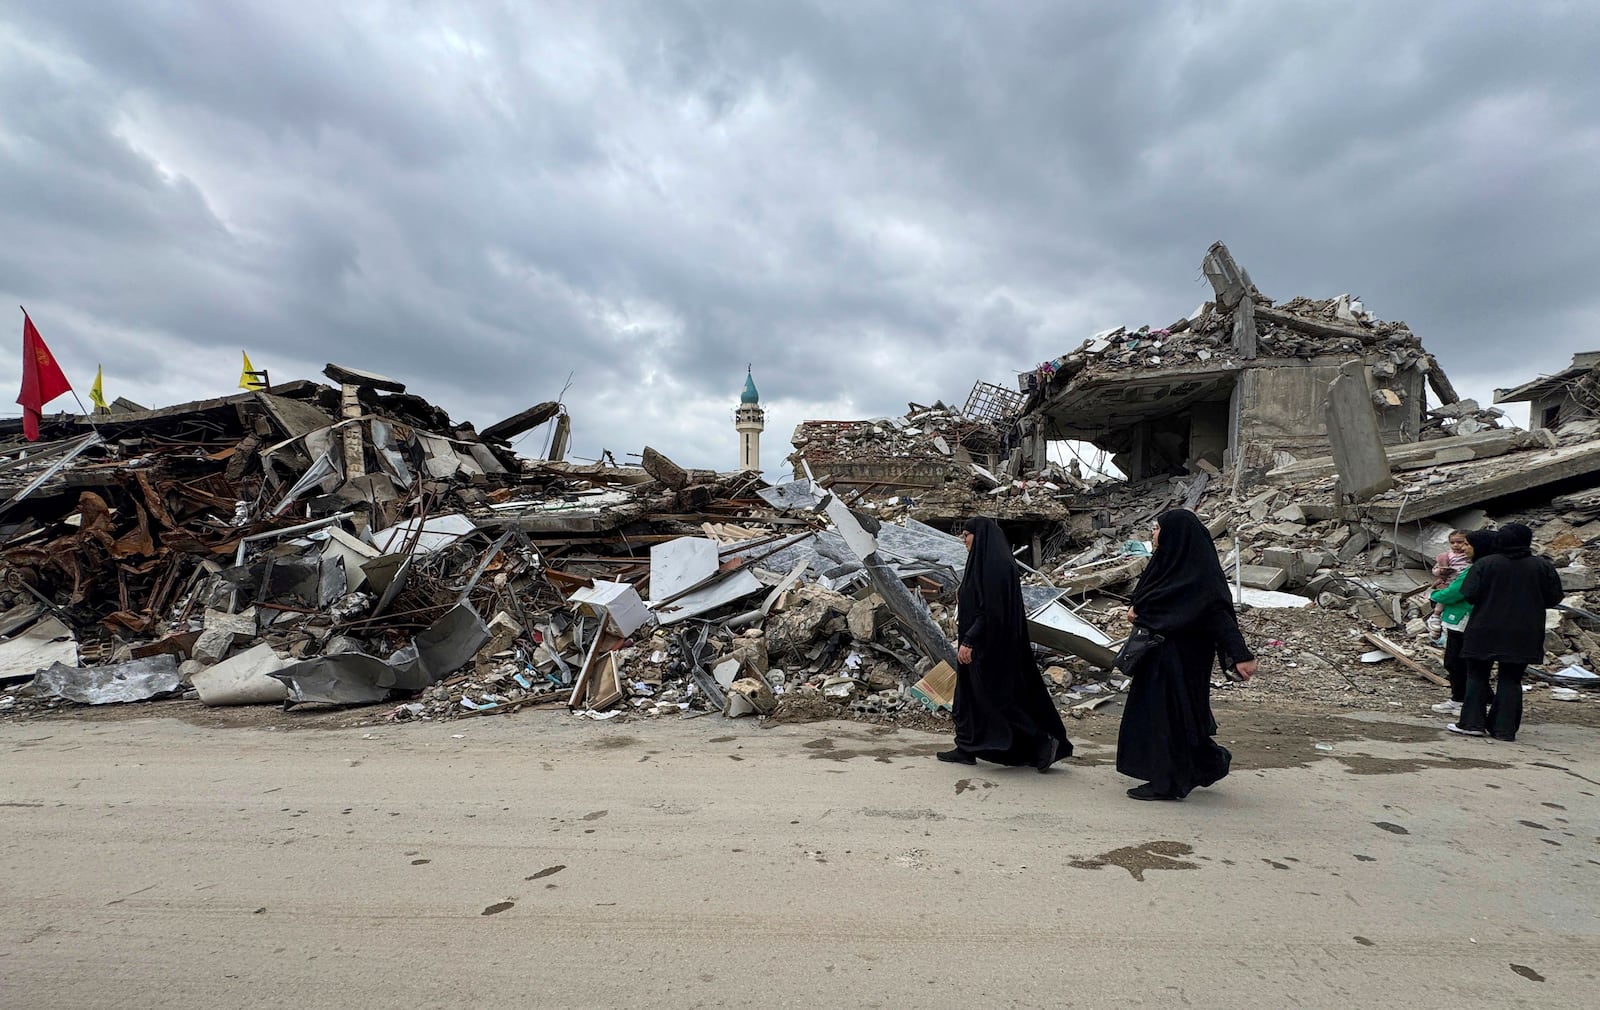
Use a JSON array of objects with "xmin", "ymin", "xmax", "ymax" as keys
[
  {"xmin": 1116, "ymin": 509, "xmax": 1252, "ymax": 798},
  {"xmin": 1461, "ymin": 525, "xmax": 1563, "ymax": 665},
  {"xmin": 953, "ymin": 517, "xmax": 1072, "ymax": 766},
  {"xmin": 1458, "ymin": 523, "xmax": 1563, "ymax": 739}
]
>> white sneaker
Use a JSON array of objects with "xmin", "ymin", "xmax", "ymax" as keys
[
  {"xmin": 1431, "ymin": 701, "xmax": 1462, "ymax": 715},
  {"xmin": 1446, "ymin": 723, "xmax": 1487, "ymax": 737}
]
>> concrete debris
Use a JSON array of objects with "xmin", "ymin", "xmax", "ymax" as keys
[{"xmin": 8, "ymin": 246, "xmax": 1600, "ymax": 732}]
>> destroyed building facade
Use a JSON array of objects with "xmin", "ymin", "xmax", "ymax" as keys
[
  {"xmin": 787, "ymin": 402, "xmax": 1009, "ymax": 495},
  {"xmin": 1015, "ymin": 243, "xmax": 1462, "ymax": 480},
  {"xmin": 1495, "ymin": 351, "xmax": 1600, "ymax": 432}
]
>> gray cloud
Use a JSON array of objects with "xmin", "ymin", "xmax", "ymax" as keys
[{"xmin": 3, "ymin": 0, "xmax": 1598, "ymax": 471}]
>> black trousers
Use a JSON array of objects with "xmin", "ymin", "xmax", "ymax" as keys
[
  {"xmin": 1460, "ymin": 658, "xmax": 1527, "ymax": 740},
  {"xmin": 1442, "ymin": 630, "xmax": 1467, "ymax": 703}
]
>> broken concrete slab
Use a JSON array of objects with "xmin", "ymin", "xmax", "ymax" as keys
[
  {"xmin": 1265, "ymin": 428, "xmax": 1548, "ymax": 485},
  {"xmin": 323, "ymin": 363, "xmax": 406, "ymax": 393},
  {"xmin": 1560, "ymin": 566, "xmax": 1598, "ymax": 592},
  {"xmin": 33, "ymin": 654, "xmax": 181, "ymax": 705},
  {"xmin": 479, "ymin": 401, "xmax": 561, "ymax": 443},
  {"xmin": 1239, "ymin": 565, "xmax": 1289, "ymax": 591},
  {"xmin": 846, "ymin": 594, "xmax": 882, "ymax": 641},
  {"xmin": 370, "ymin": 513, "xmax": 478, "ymax": 556},
  {"xmin": 724, "ymin": 676, "xmax": 776, "ymax": 717},
  {"xmin": 1324, "ymin": 360, "xmax": 1394, "ymax": 502},
  {"xmin": 192, "ymin": 607, "xmax": 259, "ymax": 665},
  {"xmin": 1307, "ymin": 440, "xmax": 1600, "ymax": 524}
]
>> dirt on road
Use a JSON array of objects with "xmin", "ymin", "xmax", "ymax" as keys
[{"xmin": 3, "ymin": 701, "xmax": 1598, "ymax": 1009}]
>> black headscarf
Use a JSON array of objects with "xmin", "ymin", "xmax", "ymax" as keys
[
  {"xmin": 1464, "ymin": 529, "xmax": 1499, "ymax": 561},
  {"xmin": 1497, "ymin": 523, "xmax": 1533, "ymax": 559},
  {"xmin": 960, "ymin": 517, "xmax": 1027, "ymax": 638},
  {"xmin": 1130, "ymin": 509, "xmax": 1233, "ymax": 634}
]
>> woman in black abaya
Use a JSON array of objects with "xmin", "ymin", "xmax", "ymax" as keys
[
  {"xmin": 1116, "ymin": 509, "xmax": 1257, "ymax": 800},
  {"xmin": 1453, "ymin": 522, "xmax": 1563, "ymax": 741},
  {"xmin": 938, "ymin": 517, "xmax": 1072, "ymax": 771}
]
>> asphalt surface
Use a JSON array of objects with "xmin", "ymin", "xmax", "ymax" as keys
[{"xmin": 3, "ymin": 709, "xmax": 1597, "ymax": 1008}]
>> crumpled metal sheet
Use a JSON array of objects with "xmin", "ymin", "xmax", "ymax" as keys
[
  {"xmin": 269, "ymin": 603, "xmax": 490, "ymax": 706},
  {"xmin": 756, "ymin": 478, "xmax": 829, "ymax": 512},
  {"xmin": 33, "ymin": 654, "xmax": 181, "ymax": 705}
]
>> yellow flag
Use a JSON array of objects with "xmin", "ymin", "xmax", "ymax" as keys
[
  {"xmin": 239, "ymin": 351, "xmax": 265, "ymax": 390},
  {"xmin": 89, "ymin": 365, "xmax": 108, "ymax": 410}
]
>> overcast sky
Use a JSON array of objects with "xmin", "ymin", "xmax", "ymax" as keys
[{"xmin": 3, "ymin": 1, "xmax": 1597, "ymax": 474}]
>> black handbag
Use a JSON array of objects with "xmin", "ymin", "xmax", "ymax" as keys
[{"xmin": 1113, "ymin": 626, "xmax": 1165, "ymax": 674}]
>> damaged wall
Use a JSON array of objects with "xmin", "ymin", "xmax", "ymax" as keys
[{"xmin": 1020, "ymin": 243, "xmax": 1455, "ymax": 480}]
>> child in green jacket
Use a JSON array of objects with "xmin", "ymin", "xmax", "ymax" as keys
[{"xmin": 1428, "ymin": 530, "xmax": 1498, "ymax": 717}]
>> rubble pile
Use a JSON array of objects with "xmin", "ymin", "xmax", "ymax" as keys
[
  {"xmin": 791, "ymin": 403, "xmax": 1001, "ymax": 465},
  {"xmin": 6, "ymin": 242, "xmax": 1600, "ymax": 733}
]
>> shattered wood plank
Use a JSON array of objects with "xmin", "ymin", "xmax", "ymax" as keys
[{"xmin": 1362, "ymin": 632, "xmax": 1449, "ymax": 688}]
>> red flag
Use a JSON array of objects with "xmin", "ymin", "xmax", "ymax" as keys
[{"xmin": 16, "ymin": 311, "xmax": 73, "ymax": 441}]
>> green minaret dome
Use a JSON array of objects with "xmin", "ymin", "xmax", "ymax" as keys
[{"xmin": 741, "ymin": 367, "xmax": 759, "ymax": 404}]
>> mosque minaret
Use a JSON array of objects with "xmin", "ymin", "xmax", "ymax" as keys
[{"xmin": 735, "ymin": 365, "xmax": 764, "ymax": 471}]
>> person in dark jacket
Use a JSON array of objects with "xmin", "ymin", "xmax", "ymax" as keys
[
  {"xmin": 1116, "ymin": 509, "xmax": 1257, "ymax": 800},
  {"xmin": 938, "ymin": 517, "xmax": 1072, "ymax": 771},
  {"xmin": 1451, "ymin": 523, "xmax": 1563, "ymax": 740},
  {"xmin": 1428, "ymin": 529, "xmax": 1499, "ymax": 718}
]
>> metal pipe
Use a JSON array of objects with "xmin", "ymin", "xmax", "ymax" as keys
[{"xmin": 234, "ymin": 512, "xmax": 357, "ymax": 567}]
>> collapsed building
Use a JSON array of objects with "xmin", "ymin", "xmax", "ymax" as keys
[
  {"xmin": 1015, "ymin": 243, "xmax": 1488, "ymax": 481},
  {"xmin": 3, "ymin": 243, "xmax": 1600, "ymax": 728},
  {"xmin": 1495, "ymin": 350, "xmax": 1600, "ymax": 433}
]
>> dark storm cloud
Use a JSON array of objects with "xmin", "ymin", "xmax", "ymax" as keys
[{"xmin": 2, "ymin": 1, "xmax": 1598, "ymax": 469}]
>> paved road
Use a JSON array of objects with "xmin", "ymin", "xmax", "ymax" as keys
[{"xmin": 3, "ymin": 710, "xmax": 1597, "ymax": 1008}]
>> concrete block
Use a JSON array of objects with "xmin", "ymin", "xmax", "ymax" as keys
[
  {"xmin": 1559, "ymin": 566, "xmax": 1597, "ymax": 592},
  {"xmin": 1353, "ymin": 596, "xmax": 1398, "ymax": 630},
  {"xmin": 1299, "ymin": 549, "xmax": 1334, "ymax": 572},
  {"xmin": 1325, "ymin": 360, "xmax": 1394, "ymax": 502},
  {"xmin": 1336, "ymin": 527, "xmax": 1372, "ymax": 563},
  {"xmin": 1261, "ymin": 548, "xmax": 1300, "ymax": 574},
  {"xmin": 1239, "ymin": 565, "xmax": 1288, "ymax": 591}
]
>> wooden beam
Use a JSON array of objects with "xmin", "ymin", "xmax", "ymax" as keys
[{"xmin": 1363, "ymin": 632, "xmax": 1449, "ymax": 688}]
